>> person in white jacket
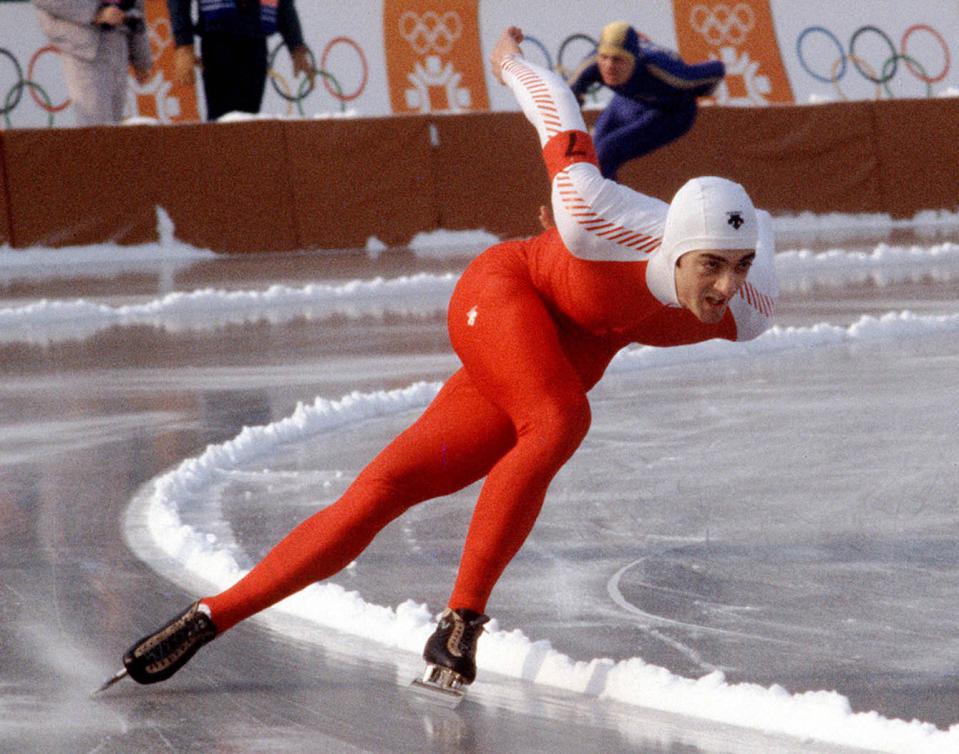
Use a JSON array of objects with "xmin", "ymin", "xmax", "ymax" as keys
[{"xmin": 32, "ymin": 0, "xmax": 152, "ymax": 126}]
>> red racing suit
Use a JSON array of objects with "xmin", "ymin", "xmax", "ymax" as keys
[{"xmin": 204, "ymin": 56, "xmax": 778, "ymax": 631}]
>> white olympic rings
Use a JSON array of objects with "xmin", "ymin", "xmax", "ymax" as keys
[
  {"xmin": 398, "ymin": 11, "xmax": 463, "ymax": 56},
  {"xmin": 689, "ymin": 2, "xmax": 755, "ymax": 46}
]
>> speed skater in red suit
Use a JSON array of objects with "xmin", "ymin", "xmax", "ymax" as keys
[{"xmin": 106, "ymin": 26, "xmax": 778, "ymax": 697}]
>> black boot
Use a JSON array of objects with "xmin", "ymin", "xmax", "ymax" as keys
[
  {"xmin": 122, "ymin": 601, "xmax": 217, "ymax": 684},
  {"xmin": 422, "ymin": 607, "xmax": 490, "ymax": 685}
]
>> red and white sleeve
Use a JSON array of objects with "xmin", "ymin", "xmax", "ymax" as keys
[{"xmin": 499, "ymin": 55, "xmax": 669, "ymax": 263}]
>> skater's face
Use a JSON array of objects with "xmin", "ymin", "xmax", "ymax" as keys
[
  {"xmin": 598, "ymin": 52, "xmax": 635, "ymax": 86},
  {"xmin": 674, "ymin": 248, "xmax": 755, "ymax": 324}
]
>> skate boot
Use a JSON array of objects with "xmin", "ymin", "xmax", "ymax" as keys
[
  {"xmin": 410, "ymin": 607, "xmax": 489, "ymax": 706},
  {"xmin": 96, "ymin": 601, "xmax": 217, "ymax": 693},
  {"xmin": 122, "ymin": 601, "xmax": 217, "ymax": 684}
]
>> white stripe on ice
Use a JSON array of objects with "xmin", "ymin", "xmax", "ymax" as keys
[
  {"xmin": 135, "ymin": 312, "xmax": 959, "ymax": 754},
  {"xmin": 0, "ymin": 275, "xmax": 456, "ymax": 324},
  {"xmin": 2, "ymin": 241, "xmax": 959, "ymax": 345},
  {"xmin": 775, "ymin": 241, "xmax": 959, "ymax": 290},
  {"xmin": 0, "ymin": 275, "xmax": 457, "ymax": 345},
  {"xmin": 608, "ymin": 309, "xmax": 959, "ymax": 373}
]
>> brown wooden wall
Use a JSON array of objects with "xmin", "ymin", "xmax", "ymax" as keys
[{"xmin": 0, "ymin": 97, "xmax": 956, "ymax": 251}]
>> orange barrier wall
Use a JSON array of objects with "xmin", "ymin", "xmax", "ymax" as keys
[
  {"xmin": 287, "ymin": 117, "xmax": 437, "ymax": 249},
  {"xmin": 0, "ymin": 98, "xmax": 956, "ymax": 251},
  {"xmin": 870, "ymin": 98, "xmax": 959, "ymax": 215},
  {"xmin": 618, "ymin": 102, "xmax": 883, "ymax": 216},
  {"xmin": 0, "ymin": 134, "xmax": 10, "ymax": 247},
  {"xmin": 430, "ymin": 111, "xmax": 548, "ymax": 239}
]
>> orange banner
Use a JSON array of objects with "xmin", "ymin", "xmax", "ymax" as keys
[
  {"xmin": 383, "ymin": 0, "xmax": 489, "ymax": 114},
  {"xmin": 133, "ymin": 0, "xmax": 201, "ymax": 122},
  {"xmin": 672, "ymin": 0, "xmax": 794, "ymax": 105}
]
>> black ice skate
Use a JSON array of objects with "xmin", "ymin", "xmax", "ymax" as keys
[
  {"xmin": 95, "ymin": 601, "xmax": 217, "ymax": 693},
  {"xmin": 410, "ymin": 607, "xmax": 489, "ymax": 706}
]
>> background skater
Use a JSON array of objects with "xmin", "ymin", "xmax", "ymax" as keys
[{"xmin": 568, "ymin": 20, "xmax": 725, "ymax": 178}]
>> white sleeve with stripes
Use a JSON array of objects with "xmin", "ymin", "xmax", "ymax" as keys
[{"xmin": 501, "ymin": 55, "xmax": 669, "ymax": 262}]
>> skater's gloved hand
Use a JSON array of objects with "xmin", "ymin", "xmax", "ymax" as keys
[{"xmin": 489, "ymin": 26, "xmax": 524, "ymax": 84}]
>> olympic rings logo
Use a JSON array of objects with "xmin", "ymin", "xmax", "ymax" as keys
[
  {"xmin": 796, "ymin": 24, "xmax": 950, "ymax": 99},
  {"xmin": 520, "ymin": 28, "xmax": 656, "ymax": 80},
  {"xmin": 4, "ymin": 33, "xmax": 370, "ymax": 125},
  {"xmin": 267, "ymin": 36, "xmax": 368, "ymax": 114},
  {"xmin": 398, "ymin": 11, "xmax": 462, "ymax": 56},
  {"xmin": 689, "ymin": 3, "xmax": 755, "ymax": 46},
  {"xmin": 521, "ymin": 32, "xmax": 596, "ymax": 79},
  {"xmin": 1, "ymin": 45, "xmax": 64, "ymax": 127}
]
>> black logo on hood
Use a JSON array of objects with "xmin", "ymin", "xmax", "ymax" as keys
[{"xmin": 727, "ymin": 211, "xmax": 745, "ymax": 230}]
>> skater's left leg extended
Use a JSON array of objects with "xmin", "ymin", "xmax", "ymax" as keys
[{"xmin": 103, "ymin": 368, "xmax": 516, "ymax": 690}]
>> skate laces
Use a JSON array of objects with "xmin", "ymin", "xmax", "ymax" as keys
[
  {"xmin": 442, "ymin": 608, "xmax": 489, "ymax": 658},
  {"xmin": 135, "ymin": 603, "xmax": 215, "ymax": 673}
]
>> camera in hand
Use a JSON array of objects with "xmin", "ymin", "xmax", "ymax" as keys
[{"xmin": 98, "ymin": 0, "xmax": 145, "ymax": 33}]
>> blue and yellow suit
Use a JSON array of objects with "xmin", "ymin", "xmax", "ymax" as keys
[{"xmin": 568, "ymin": 22, "xmax": 725, "ymax": 178}]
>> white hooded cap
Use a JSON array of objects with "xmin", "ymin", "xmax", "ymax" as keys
[{"xmin": 646, "ymin": 176, "xmax": 759, "ymax": 306}]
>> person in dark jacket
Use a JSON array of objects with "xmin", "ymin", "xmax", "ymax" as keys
[
  {"xmin": 166, "ymin": 0, "xmax": 313, "ymax": 121},
  {"xmin": 568, "ymin": 21, "xmax": 724, "ymax": 178}
]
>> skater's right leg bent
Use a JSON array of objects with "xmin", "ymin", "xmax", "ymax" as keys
[
  {"xmin": 412, "ymin": 249, "xmax": 606, "ymax": 691},
  {"xmin": 201, "ymin": 369, "xmax": 518, "ymax": 633},
  {"xmin": 115, "ymin": 370, "xmax": 518, "ymax": 687},
  {"xmin": 445, "ymin": 263, "xmax": 595, "ymax": 615}
]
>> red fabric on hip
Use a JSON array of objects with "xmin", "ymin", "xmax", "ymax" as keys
[{"xmin": 203, "ymin": 240, "xmax": 619, "ymax": 630}]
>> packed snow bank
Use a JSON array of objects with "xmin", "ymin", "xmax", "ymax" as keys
[
  {"xmin": 133, "ymin": 313, "xmax": 959, "ymax": 754},
  {"xmin": 0, "ymin": 207, "xmax": 214, "ymax": 282},
  {"xmin": 772, "ymin": 208, "xmax": 959, "ymax": 242},
  {"xmin": 0, "ymin": 274, "xmax": 457, "ymax": 345},
  {"xmin": 3, "ymin": 239, "xmax": 959, "ymax": 345},
  {"xmin": 775, "ymin": 241, "xmax": 959, "ymax": 290}
]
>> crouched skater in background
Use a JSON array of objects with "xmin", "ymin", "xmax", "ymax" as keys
[
  {"xmin": 101, "ymin": 26, "xmax": 778, "ymax": 703},
  {"xmin": 568, "ymin": 21, "xmax": 725, "ymax": 179}
]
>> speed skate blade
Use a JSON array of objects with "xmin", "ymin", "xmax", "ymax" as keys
[
  {"xmin": 92, "ymin": 667, "xmax": 128, "ymax": 696},
  {"xmin": 408, "ymin": 665, "xmax": 468, "ymax": 708},
  {"xmin": 409, "ymin": 678, "xmax": 466, "ymax": 709}
]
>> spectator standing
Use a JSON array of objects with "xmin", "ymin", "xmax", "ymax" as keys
[
  {"xmin": 166, "ymin": 0, "xmax": 314, "ymax": 121},
  {"xmin": 32, "ymin": 0, "xmax": 152, "ymax": 126}
]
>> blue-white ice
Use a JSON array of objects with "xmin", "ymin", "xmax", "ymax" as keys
[
  {"xmin": 125, "ymin": 318, "xmax": 959, "ymax": 753},
  {"xmin": 3, "ymin": 208, "xmax": 959, "ymax": 752}
]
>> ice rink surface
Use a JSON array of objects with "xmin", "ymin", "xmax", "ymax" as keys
[{"xmin": 2, "ymin": 215, "xmax": 958, "ymax": 753}]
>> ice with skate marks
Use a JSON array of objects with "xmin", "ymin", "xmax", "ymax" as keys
[{"xmin": 408, "ymin": 664, "xmax": 471, "ymax": 709}]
